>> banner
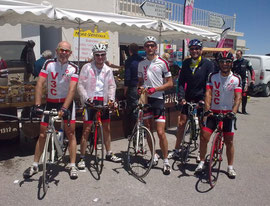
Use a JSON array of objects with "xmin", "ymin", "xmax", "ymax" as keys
[
  {"xmin": 183, "ymin": 0, "xmax": 194, "ymax": 59},
  {"xmin": 216, "ymin": 27, "xmax": 230, "ymax": 48},
  {"xmin": 73, "ymin": 27, "xmax": 109, "ymax": 61},
  {"xmin": 184, "ymin": 0, "xmax": 194, "ymax": 26}
]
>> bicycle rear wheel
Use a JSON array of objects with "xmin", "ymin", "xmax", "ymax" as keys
[
  {"xmin": 92, "ymin": 124, "xmax": 104, "ymax": 175},
  {"xmin": 208, "ymin": 132, "xmax": 223, "ymax": 187},
  {"xmin": 127, "ymin": 126, "xmax": 154, "ymax": 178},
  {"xmin": 42, "ymin": 133, "xmax": 51, "ymax": 194}
]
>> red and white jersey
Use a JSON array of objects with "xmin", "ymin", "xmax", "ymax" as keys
[
  {"xmin": 39, "ymin": 58, "xmax": 79, "ymax": 103},
  {"xmin": 138, "ymin": 56, "xmax": 171, "ymax": 99},
  {"xmin": 206, "ymin": 71, "xmax": 242, "ymax": 112}
]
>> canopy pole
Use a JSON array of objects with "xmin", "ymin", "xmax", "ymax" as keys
[
  {"xmin": 158, "ymin": 20, "xmax": 162, "ymax": 55},
  {"xmin": 77, "ymin": 20, "xmax": 81, "ymax": 67}
]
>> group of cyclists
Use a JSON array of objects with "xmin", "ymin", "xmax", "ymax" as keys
[{"xmin": 23, "ymin": 35, "xmax": 253, "ymax": 180}]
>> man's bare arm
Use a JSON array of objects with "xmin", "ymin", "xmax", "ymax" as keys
[
  {"xmin": 232, "ymin": 91, "xmax": 242, "ymax": 113},
  {"xmin": 35, "ymin": 76, "xmax": 46, "ymax": 105}
]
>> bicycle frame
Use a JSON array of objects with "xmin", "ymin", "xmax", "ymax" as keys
[{"xmin": 41, "ymin": 110, "xmax": 65, "ymax": 163}]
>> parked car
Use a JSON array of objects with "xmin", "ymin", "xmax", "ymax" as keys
[
  {"xmin": 243, "ymin": 55, "xmax": 270, "ymax": 97},
  {"xmin": 0, "ymin": 41, "xmax": 28, "ymax": 86}
]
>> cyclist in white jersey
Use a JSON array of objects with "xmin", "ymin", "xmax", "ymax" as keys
[
  {"xmin": 138, "ymin": 36, "xmax": 173, "ymax": 175},
  {"xmin": 77, "ymin": 43, "xmax": 121, "ymax": 170},
  {"xmin": 195, "ymin": 51, "xmax": 242, "ymax": 178},
  {"xmin": 23, "ymin": 41, "xmax": 79, "ymax": 179}
]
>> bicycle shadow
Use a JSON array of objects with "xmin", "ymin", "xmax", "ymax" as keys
[
  {"xmin": 194, "ymin": 169, "xmax": 227, "ymax": 193},
  {"xmin": 19, "ymin": 157, "xmax": 70, "ymax": 199},
  {"xmin": 85, "ymin": 155, "xmax": 103, "ymax": 181},
  {"xmin": 111, "ymin": 150, "xmax": 147, "ymax": 184}
]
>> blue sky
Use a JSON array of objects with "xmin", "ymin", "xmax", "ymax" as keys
[{"xmin": 168, "ymin": 0, "xmax": 270, "ymax": 55}]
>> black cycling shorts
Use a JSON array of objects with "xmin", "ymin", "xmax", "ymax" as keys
[
  {"xmin": 143, "ymin": 97, "xmax": 166, "ymax": 122},
  {"xmin": 202, "ymin": 114, "xmax": 235, "ymax": 136},
  {"xmin": 41, "ymin": 101, "xmax": 76, "ymax": 126},
  {"xmin": 83, "ymin": 100, "xmax": 110, "ymax": 124},
  {"xmin": 180, "ymin": 103, "xmax": 203, "ymax": 117}
]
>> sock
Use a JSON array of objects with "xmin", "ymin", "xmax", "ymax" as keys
[
  {"xmin": 69, "ymin": 163, "xmax": 75, "ymax": 167},
  {"xmin": 228, "ymin": 165, "xmax": 233, "ymax": 170},
  {"xmin": 199, "ymin": 161, "xmax": 205, "ymax": 167},
  {"xmin": 32, "ymin": 162, "xmax": 38, "ymax": 168},
  {"xmin": 107, "ymin": 151, "xmax": 112, "ymax": 156},
  {"xmin": 163, "ymin": 159, "xmax": 169, "ymax": 164},
  {"xmin": 154, "ymin": 153, "xmax": 159, "ymax": 161},
  {"xmin": 80, "ymin": 155, "xmax": 85, "ymax": 159}
]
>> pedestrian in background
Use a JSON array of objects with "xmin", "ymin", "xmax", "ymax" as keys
[
  {"xmin": 124, "ymin": 43, "xmax": 144, "ymax": 137},
  {"xmin": 232, "ymin": 50, "xmax": 255, "ymax": 114},
  {"xmin": 34, "ymin": 50, "xmax": 53, "ymax": 78}
]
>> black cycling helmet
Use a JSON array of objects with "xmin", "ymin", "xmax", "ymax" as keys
[
  {"xmin": 217, "ymin": 51, "xmax": 234, "ymax": 61},
  {"xmin": 188, "ymin": 39, "xmax": 202, "ymax": 48}
]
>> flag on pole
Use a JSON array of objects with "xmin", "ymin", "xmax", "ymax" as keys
[
  {"xmin": 183, "ymin": 0, "xmax": 195, "ymax": 59},
  {"xmin": 184, "ymin": 0, "xmax": 194, "ymax": 26},
  {"xmin": 216, "ymin": 27, "xmax": 230, "ymax": 48}
]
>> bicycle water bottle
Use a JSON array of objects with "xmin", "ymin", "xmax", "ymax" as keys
[
  {"xmin": 194, "ymin": 116, "xmax": 199, "ymax": 129},
  {"xmin": 57, "ymin": 129, "xmax": 64, "ymax": 147}
]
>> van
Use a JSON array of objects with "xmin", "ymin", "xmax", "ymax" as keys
[
  {"xmin": 243, "ymin": 55, "xmax": 270, "ymax": 97},
  {"xmin": 0, "ymin": 41, "xmax": 28, "ymax": 86}
]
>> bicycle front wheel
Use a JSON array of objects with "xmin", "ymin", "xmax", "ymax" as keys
[
  {"xmin": 208, "ymin": 132, "xmax": 223, "ymax": 187},
  {"xmin": 42, "ymin": 133, "xmax": 51, "ymax": 194},
  {"xmin": 93, "ymin": 124, "xmax": 104, "ymax": 175},
  {"xmin": 179, "ymin": 119, "xmax": 193, "ymax": 164},
  {"xmin": 127, "ymin": 126, "xmax": 155, "ymax": 178}
]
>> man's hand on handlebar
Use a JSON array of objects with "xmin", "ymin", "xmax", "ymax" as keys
[
  {"xmin": 32, "ymin": 105, "xmax": 44, "ymax": 117},
  {"xmin": 59, "ymin": 106, "xmax": 70, "ymax": 118},
  {"xmin": 226, "ymin": 112, "xmax": 236, "ymax": 119},
  {"xmin": 84, "ymin": 98, "xmax": 94, "ymax": 107},
  {"xmin": 178, "ymin": 98, "xmax": 187, "ymax": 105}
]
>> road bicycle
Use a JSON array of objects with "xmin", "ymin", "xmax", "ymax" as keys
[
  {"xmin": 40, "ymin": 109, "xmax": 68, "ymax": 194},
  {"xmin": 206, "ymin": 113, "xmax": 237, "ymax": 188},
  {"xmin": 127, "ymin": 103, "xmax": 155, "ymax": 179},
  {"xmin": 85, "ymin": 104, "xmax": 108, "ymax": 176},
  {"xmin": 178, "ymin": 102, "xmax": 203, "ymax": 164}
]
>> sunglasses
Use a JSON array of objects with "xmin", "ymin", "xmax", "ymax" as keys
[
  {"xmin": 94, "ymin": 53, "xmax": 106, "ymax": 57},
  {"xmin": 145, "ymin": 44, "xmax": 156, "ymax": 48},
  {"xmin": 189, "ymin": 47, "xmax": 201, "ymax": 51},
  {"xmin": 58, "ymin": 48, "xmax": 71, "ymax": 53},
  {"xmin": 219, "ymin": 59, "xmax": 233, "ymax": 64}
]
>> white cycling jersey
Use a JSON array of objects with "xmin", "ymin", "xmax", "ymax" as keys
[
  {"xmin": 138, "ymin": 56, "xmax": 171, "ymax": 99},
  {"xmin": 206, "ymin": 71, "xmax": 242, "ymax": 112},
  {"xmin": 39, "ymin": 58, "xmax": 79, "ymax": 103}
]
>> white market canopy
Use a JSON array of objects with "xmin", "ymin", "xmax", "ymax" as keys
[
  {"xmin": 0, "ymin": 0, "xmax": 55, "ymax": 26},
  {"xmin": 0, "ymin": 0, "xmax": 220, "ymax": 42}
]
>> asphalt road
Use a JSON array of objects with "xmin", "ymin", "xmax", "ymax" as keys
[{"xmin": 0, "ymin": 96, "xmax": 270, "ymax": 206}]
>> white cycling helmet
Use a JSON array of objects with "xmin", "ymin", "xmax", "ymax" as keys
[
  {"xmin": 143, "ymin": 36, "xmax": 157, "ymax": 45},
  {"xmin": 92, "ymin": 43, "xmax": 107, "ymax": 53}
]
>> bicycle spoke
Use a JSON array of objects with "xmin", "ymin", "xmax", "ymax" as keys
[
  {"xmin": 208, "ymin": 132, "xmax": 223, "ymax": 187},
  {"xmin": 127, "ymin": 126, "xmax": 154, "ymax": 178}
]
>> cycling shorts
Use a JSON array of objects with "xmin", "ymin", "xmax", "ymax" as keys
[
  {"xmin": 41, "ymin": 101, "xmax": 76, "ymax": 126},
  {"xmin": 180, "ymin": 103, "xmax": 203, "ymax": 117},
  {"xmin": 202, "ymin": 114, "xmax": 235, "ymax": 136},
  {"xmin": 83, "ymin": 100, "xmax": 110, "ymax": 124},
  {"xmin": 143, "ymin": 97, "xmax": 166, "ymax": 123}
]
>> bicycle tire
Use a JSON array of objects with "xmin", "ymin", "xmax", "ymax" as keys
[
  {"xmin": 208, "ymin": 132, "xmax": 223, "ymax": 187},
  {"xmin": 42, "ymin": 133, "xmax": 51, "ymax": 194},
  {"xmin": 127, "ymin": 126, "xmax": 154, "ymax": 178},
  {"xmin": 93, "ymin": 124, "xmax": 104, "ymax": 175},
  {"xmin": 88, "ymin": 124, "xmax": 95, "ymax": 155},
  {"xmin": 179, "ymin": 120, "xmax": 193, "ymax": 164}
]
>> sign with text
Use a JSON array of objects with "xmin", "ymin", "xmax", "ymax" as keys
[
  {"xmin": 140, "ymin": 1, "xmax": 166, "ymax": 18},
  {"xmin": 73, "ymin": 29, "xmax": 109, "ymax": 61},
  {"xmin": 209, "ymin": 15, "xmax": 225, "ymax": 28}
]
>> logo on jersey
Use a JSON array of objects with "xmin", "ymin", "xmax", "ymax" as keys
[{"xmin": 143, "ymin": 65, "xmax": 148, "ymax": 81}]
